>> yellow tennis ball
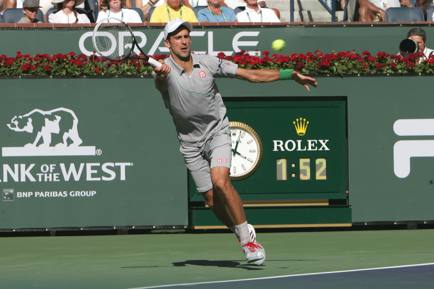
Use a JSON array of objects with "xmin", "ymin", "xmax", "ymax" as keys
[{"xmin": 272, "ymin": 39, "xmax": 286, "ymax": 52}]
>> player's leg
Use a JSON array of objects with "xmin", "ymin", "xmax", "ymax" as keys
[
  {"xmin": 202, "ymin": 189, "xmax": 234, "ymax": 229},
  {"xmin": 181, "ymin": 143, "xmax": 236, "ymax": 230},
  {"xmin": 210, "ymin": 166, "xmax": 265, "ymax": 265},
  {"xmin": 210, "ymin": 166, "xmax": 246, "ymax": 226},
  {"xmin": 207, "ymin": 132, "xmax": 265, "ymax": 265},
  {"xmin": 203, "ymin": 189, "xmax": 256, "ymax": 242}
]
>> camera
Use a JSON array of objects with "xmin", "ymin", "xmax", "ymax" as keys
[{"xmin": 399, "ymin": 38, "xmax": 418, "ymax": 55}]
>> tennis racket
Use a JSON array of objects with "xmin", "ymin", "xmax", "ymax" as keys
[{"xmin": 92, "ymin": 18, "xmax": 162, "ymax": 68}]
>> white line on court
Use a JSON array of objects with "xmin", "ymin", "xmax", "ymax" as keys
[{"xmin": 127, "ymin": 262, "xmax": 434, "ymax": 289}]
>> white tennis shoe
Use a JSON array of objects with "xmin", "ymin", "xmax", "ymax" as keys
[{"xmin": 242, "ymin": 241, "xmax": 266, "ymax": 265}]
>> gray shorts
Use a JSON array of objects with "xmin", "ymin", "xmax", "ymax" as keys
[{"xmin": 180, "ymin": 130, "xmax": 232, "ymax": 193}]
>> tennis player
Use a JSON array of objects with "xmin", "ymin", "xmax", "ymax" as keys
[{"xmin": 154, "ymin": 19, "xmax": 317, "ymax": 265}]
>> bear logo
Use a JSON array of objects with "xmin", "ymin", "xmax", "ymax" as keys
[{"xmin": 7, "ymin": 107, "xmax": 83, "ymax": 148}]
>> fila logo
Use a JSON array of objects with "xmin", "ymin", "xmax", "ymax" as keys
[{"xmin": 393, "ymin": 118, "xmax": 434, "ymax": 178}]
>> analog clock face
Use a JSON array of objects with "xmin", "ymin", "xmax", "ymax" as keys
[{"xmin": 229, "ymin": 121, "xmax": 263, "ymax": 180}]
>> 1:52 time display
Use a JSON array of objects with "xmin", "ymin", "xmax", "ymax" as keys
[{"xmin": 276, "ymin": 158, "xmax": 327, "ymax": 181}]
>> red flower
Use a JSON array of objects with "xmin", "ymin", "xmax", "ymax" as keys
[
  {"xmin": 21, "ymin": 63, "xmax": 31, "ymax": 72},
  {"xmin": 53, "ymin": 53, "xmax": 67, "ymax": 60},
  {"xmin": 295, "ymin": 61, "xmax": 305, "ymax": 70},
  {"xmin": 349, "ymin": 54, "xmax": 359, "ymax": 60},
  {"xmin": 376, "ymin": 51, "xmax": 387, "ymax": 59},
  {"xmin": 217, "ymin": 52, "xmax": 226, "ymax": 59},
  {"xmin": 0, "ymin": 50, "xmax": 432, "ymax": 77},
  {"xmin": 318, "ymin": 59, "xmax": 331, "ymax": 69},
  {"xmin": 5, "ymin": 58, "xmax": 14, "ymax": 66}
]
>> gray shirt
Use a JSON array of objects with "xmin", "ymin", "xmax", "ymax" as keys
[{"xmin": 157, "ymin": 54, "xmax": 238, "ymax": 145}]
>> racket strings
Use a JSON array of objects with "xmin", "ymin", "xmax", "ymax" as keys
[{"xmin": 94, "ymin": 23, "xmax": 136, "ymax": 60}]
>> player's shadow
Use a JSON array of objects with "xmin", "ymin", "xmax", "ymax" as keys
[{"xmin": 173, "ymin": 260, "xmax": 264, "ymax": 270}]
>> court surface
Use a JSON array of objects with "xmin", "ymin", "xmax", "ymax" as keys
[{"xmin": 1, "ymin": 229, "xmax": 434, "ymax": 289}]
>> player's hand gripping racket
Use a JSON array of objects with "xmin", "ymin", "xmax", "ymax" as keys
[{"xmin": 92, "ymin": 18, "xmax": 162, "ymax": 68}]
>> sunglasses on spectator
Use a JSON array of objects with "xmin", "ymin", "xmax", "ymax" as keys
[{"xmin": 26, "ymin": 7, "xmax": 39, "ymax": 12}]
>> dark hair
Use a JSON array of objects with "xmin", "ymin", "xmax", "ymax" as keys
[
  {"xmin": 101, "ymin": 0, "xmax": 125, "ymax": 9},
  {"xmin": 56, "ymin": 1, "xmax": 79, "ymax": 23},
  {"xmin": 407, "ymin": 27, "xmax": 426, "ymax": 42}
]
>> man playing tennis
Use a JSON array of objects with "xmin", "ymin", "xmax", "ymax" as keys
[{"xmin": 154, "ymin": 19, "xmax": 317, "ymax": 265}]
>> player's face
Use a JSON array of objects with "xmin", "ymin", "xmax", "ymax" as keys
[
  {"xmin": 409, "ymin": 35, "xmax": 425, "ymax": 53},
  {"xmin": 165, "ymin": 28, "xmax": 192, "ymax": 61}
]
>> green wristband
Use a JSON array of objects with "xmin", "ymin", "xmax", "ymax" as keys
[{"xmin": 279, "ymin": 69, "xmax": 294, "ymax": 80}]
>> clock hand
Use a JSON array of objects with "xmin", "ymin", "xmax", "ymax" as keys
[
  {"xmin": 234, "ymin": 151, "xmax": 253, "ymax": 163},
  {"xmin": 232, "ymin": 131, "xmax": 242, "ymax": 156}
]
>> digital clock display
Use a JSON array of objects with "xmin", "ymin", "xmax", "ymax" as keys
[{"xmin": 276, "ymin": 158, "xmax": 327, "ymax": 181}]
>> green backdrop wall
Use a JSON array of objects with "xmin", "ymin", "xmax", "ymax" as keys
[
  {"xmin": 1, "ymin": 76, "xmax": 433, "ymax": 228},
  {"xmin": 0, "ymin": 24, "xmax": 433, "ymax": 56},
  {"xmin": 0, "ymin": 24, "xmax": 433, "ymax": 229}
]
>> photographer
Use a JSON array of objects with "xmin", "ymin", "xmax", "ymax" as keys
[{"xmin": 400, "ymin": 27, "xmax": 434, "ymax": 61}]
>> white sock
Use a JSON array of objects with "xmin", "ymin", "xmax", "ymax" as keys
[
  {"xmin": 234, "ymin": 221, "xmax": 250, "ymax": 245},
  {"xmin": 230, "ymin": 226, "xmax": 240, "ymax": 241}
]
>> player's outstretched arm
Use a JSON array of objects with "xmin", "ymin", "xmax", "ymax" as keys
[
  {"xmin": 236, "ymin": 68, "xmax": 318, "ymax": 91},
  {"xmin": 153, "ymin": 62, "xmax": 171, "ymax": 92}
]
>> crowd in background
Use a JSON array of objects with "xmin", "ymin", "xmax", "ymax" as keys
[
  {"xmin": 0, "ymin": 0, "xmax": 433, "ymax": 23},
  {"xmin": 0, "ymin": 0, "xmax": 281, "ymax": 23},
  {"xmin": 355, "ymin": 0, "xmax": 432, "ymax": 21}
]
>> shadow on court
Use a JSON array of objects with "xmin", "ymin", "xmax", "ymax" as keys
[{"xmin": 172, "ymin": 260, "xmax": 264, "ymax": 270}]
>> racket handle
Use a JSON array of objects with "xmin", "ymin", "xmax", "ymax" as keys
[{"xmin": 148, "ymin": 57, "xmax": 162, "ymax": 68}]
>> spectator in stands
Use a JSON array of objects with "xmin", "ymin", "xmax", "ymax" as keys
[
  {"xmin": 123, "ymin": 0, "xmax": 193, "ymax": 21},
  {"xmin": 257, "ymin": 0, "xmax": 279, "ymax": 19},
  {"xmin": 0, "ymin": 0, "xmax": 5, "ymax": 14},
  {"xmin": 150, "ymin": 0, "xmax": 197, "ymax": 22},
  {"xmin": 38, "ymin": 0, "xmax": 53, "ymax": 14},
  {"xmin": 416, "ymin": 0, "xmax": 431, "ymax": 9},
  {"xmin": 224, "ymin": 0, "xmax": 244, "ymax": 9},
  {"xmin": 0, "ymin": 0, "xmax": 16, "ymax": 15},
  {"xmin": 186, "ymin": 0, "xmax": 207, "ymax": 7},
  {"xmin": 197, "ymin": 0, "xmax": 236, "ymax": 22},
  {"xmin": 399, "ymin": 0, "xmax": 413, "ymax": 7},
  {"xmin": 97, "ymin": 0, "xmax": 142, "ymax": 22},
  {"xmin": 400, "ymin": 0, "xmax": 431, "ymax": 8},
  {"xmin": 407, "ymin": 27, "xmax": 434, "ymax": 60},
  {"xmin": 17, "ymin": 0, "xmax": 41, "ymax": 22},
  {"xmin": 27, "ymin": 0, "xmax": 85, "ymax": 15},
  {"xmin": 358, "ymin": 0, "xmax": 384, "ymax": 22},
  {"xmin": 236, "ymin": 0, "xmax": 279, "ymax": 22},
  {"xmin": 124, "ymin": 0, "xmax": 159, "ymax": 18},
  {"xmin": 48, "ymin": 0, "xmax": 90, "ymax": 23}
]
